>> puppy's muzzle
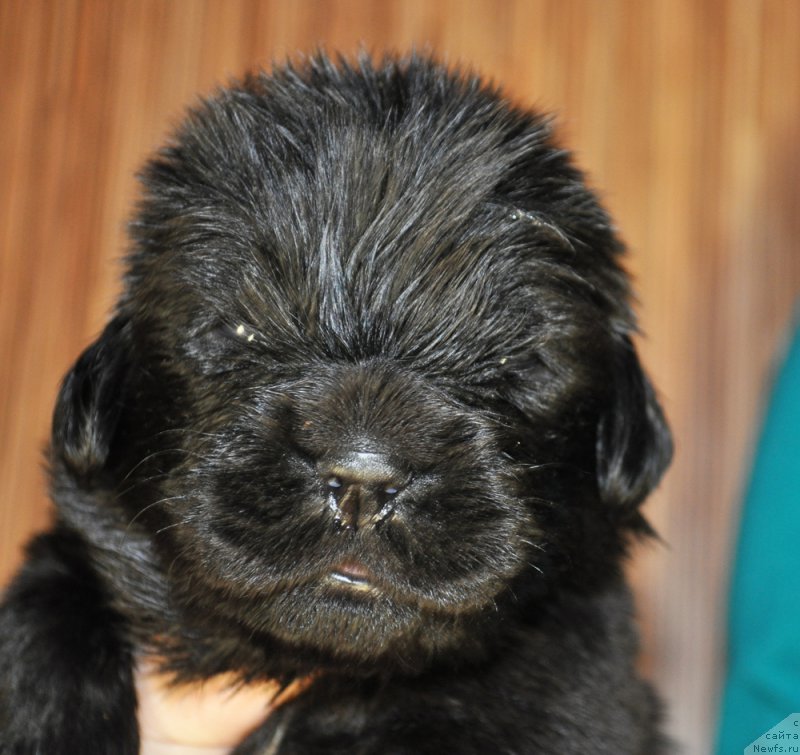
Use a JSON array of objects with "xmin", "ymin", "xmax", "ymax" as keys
[{"xmin": 319, "ymin": 451, "xmax": 409, "ymax": 530}]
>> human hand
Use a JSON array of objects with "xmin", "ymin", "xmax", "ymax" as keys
[{"xmin": 135, "ymin": 660, "xmax": 283, "ymax": 755}]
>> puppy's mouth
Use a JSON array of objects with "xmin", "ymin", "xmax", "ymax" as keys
[{"xmin": 325, "ymin": 559, "xmax": 381, "ymax": 594}]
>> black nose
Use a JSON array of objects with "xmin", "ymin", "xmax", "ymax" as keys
[{"xmin": 319, "ymin": 451, "xmax": 408, "ymax": 530}]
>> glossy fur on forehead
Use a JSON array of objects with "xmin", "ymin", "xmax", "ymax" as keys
[{"xmin": 127, "ymin": 55, "xmax": 633, "ymax": 392}]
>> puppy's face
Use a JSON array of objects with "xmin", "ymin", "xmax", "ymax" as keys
[{"xmin": 52, "ymin": 57, "xmax": 671, "ymax": 670}]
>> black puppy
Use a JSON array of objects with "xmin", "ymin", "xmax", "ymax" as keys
[{"xmin": 0, "ymin": 54, "xmax": 672, "ymax": 753}]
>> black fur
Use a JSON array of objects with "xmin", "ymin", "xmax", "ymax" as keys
[{"xmin": 0, "ymin": 53, "xmax": 672, "ymax": 753}]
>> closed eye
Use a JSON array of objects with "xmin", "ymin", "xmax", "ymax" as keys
[{"xmin": 184, "ymin": 320, "xmax": 262, "ymax": 374}]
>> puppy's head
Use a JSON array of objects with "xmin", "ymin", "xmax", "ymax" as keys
[{"xmin": 51, "ymin": 55, "xmax": 671, "ymax": 671}]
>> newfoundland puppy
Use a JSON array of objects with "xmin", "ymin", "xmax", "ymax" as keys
[{"xmin": 0, "ymin": 54, "xmax": 672, "ymax": 753}]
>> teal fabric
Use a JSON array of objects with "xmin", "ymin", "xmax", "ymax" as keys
[{"xmin": 716, "ymin": 318, "xmax": 800, "ymax": 754}]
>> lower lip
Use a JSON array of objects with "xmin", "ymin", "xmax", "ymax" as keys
[{"xmin": 327, "ymin": 571, "xmax": 377, "ymax": 593}]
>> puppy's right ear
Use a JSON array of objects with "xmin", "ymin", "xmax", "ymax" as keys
[{"xmin": 52, "ymin": 315, "xmax": 131, "ymax": 480}]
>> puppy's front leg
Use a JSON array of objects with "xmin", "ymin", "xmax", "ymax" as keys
[{"xmin": 0, "ymin": 529, "xmax": 138, "ymax": 754}]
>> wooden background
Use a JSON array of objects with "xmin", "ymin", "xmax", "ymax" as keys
[{"xmin": 1, "ymin": 2, "xmax": 798, "ymax": 752}]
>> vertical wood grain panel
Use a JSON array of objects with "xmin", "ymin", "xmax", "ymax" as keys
[{"xmin": 2, "ymin": 2, "xmax": 798, "ymax": 751}]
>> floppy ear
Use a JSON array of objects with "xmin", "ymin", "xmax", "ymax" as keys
[
  {"xmin": 51, "ymin": 315, "xmax": 131, "ymax": 480},
  {"xmin": 596, "ymin": 335, "xmax": 672, "ymax": 512}
]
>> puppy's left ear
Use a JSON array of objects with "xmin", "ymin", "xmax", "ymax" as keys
[
  {"xmin": 51, "ymin": 315, "xmax": 131, "ymax": 481},
  {"xmin": 596, "ymin": 334, "xmax": 672, "ymax": 512}
]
